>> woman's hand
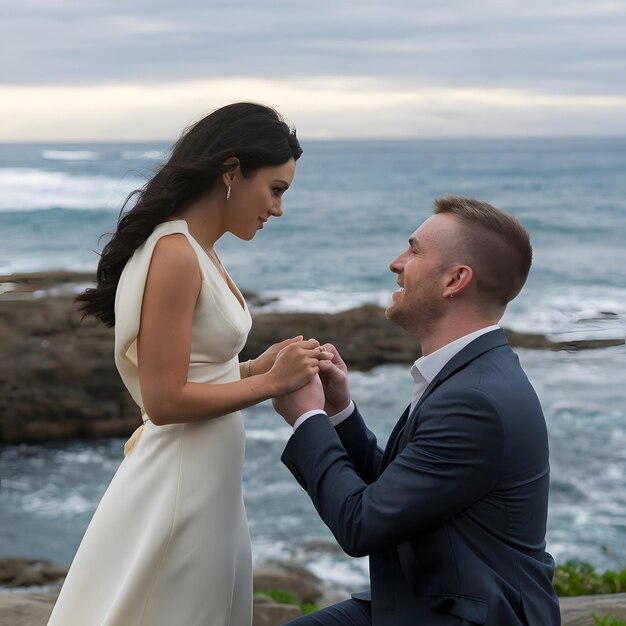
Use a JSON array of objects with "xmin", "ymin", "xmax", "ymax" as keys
[
  {"xmin": 248, "ymin": 336, "xmax": 304, "ymax": 377},
  {"xmin": 266, "ymin": 339, "xmax": 329, "ymax": 395}
]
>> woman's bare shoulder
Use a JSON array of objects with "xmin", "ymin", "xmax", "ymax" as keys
[{"xmin": 147, "ymin": 233, "xmax": 202, "ymax": 291}]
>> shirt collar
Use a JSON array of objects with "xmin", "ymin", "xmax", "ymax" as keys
[{"xmin": 412, "ymin": 325, "xmax": 501, "ymax": 384}]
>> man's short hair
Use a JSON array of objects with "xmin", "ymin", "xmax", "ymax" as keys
[{"xmin": 433, "ymin": 195, "xmax": 532, "ymax": 307}]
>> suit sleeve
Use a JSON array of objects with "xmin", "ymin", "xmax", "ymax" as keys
[
  {"xmin": 333, "ymin": 404, "xmax": 384, "ymax": 484},
  {"xmin": 281, "ymin": 387, "xmax": 504, "ymax": 558}
]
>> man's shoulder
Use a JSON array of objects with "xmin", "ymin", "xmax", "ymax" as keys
[{"xmin": 419, "ymin": 346, "xmax": 524, "ymax": 419}]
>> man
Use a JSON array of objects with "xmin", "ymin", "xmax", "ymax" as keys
[{"xmin": 273, "ymin": 195, "xmax": 561, "ymax": 625}]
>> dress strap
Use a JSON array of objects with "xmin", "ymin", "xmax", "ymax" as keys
[
  {"xmin": 123, "ymin": 411, "xmax": 149, "ymax": 457},
  {"xmin": 123, "ymin": 424, "xmax": 144, "ymax": 457}
]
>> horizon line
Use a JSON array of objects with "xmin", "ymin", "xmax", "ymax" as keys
[{"xmin": 2, "ymin": 134, "xmax": 626, "ymax": 145}]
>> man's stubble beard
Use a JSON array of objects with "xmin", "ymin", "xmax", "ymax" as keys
[{"xmin": 386, "ymin": 294, "xmax": 443, "ymax": 341}]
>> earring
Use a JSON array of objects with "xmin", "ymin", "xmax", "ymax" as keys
[{"xmin": 226, "ymin": 186, "xmax": 231, "ymax": 200}]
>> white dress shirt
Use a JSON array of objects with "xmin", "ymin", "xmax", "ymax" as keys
[
  {"xmin": 409, "ymin": 324, "xmax": 500, "ymax": 414},
  {"xmin": 293, "ymin": 325, "xmax": 501, "ymax": 431}
]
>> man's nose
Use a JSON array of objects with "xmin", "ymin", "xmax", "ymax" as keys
[{"xmin": 389, "ymin": 255, "xmax": 403, "ymax": 274}]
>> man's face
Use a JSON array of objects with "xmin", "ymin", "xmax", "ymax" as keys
[{"xmin": 386, "ymin": 214, "xmax": 458, "ymax": 338}]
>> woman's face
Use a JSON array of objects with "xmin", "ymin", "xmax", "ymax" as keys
[{"xmin": 227, "ymin": 158, "xmax": 296, "ymax": 240}]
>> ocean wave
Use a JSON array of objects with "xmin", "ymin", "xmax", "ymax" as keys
[
  {"xmin": 0, "ymin": 168, "xmax": 143, "ymax": 212},
  {"xmin": 42, "ymin": 150, "xmax": 99, "ymax": 161},
  {"xmin": 246, "ymin": 428, "xmax": 292, "ymax": 442},
  {"xmin": 252, "ymin": 539, "xmax": 369, "ymax": 589},
  {"xmin": 503, "ymin": 289, "xmax": 626, "ymax": 340},
  {"xmin": 248, "ymin": 287, "xmax": 626, "ymax": 339},
  {"xmin": 21, "ymin": 490, "xmax": 96, "ymax": 518},
  {"xmin": 0, "ymin": 259, "xmax": 97, "ymax": 276},
  {"xmin": 249, "ymin": 289, "xmax": 390, "ymax": 314},
  {"xmin": 121, "ymin": 150, "xmax": 166, "ymax": 161}
]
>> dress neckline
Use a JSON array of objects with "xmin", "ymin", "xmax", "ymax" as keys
[{"xmin": 161, "ymin": 219, "xmax": 247, "ymax": 311}]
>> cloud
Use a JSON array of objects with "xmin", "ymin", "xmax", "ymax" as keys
[
  {"xmin": 2, "ymin": 0, "xmax": 625, "ymax": 138},
  {"xmin": 3, "ymin": 77, "xmax": 626, "ymax": 141}
]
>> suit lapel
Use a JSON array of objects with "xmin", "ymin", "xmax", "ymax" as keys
[
  {"xmin": 380, "ymin": 404, "xmax": 411, "ymax": 470},
  {"xmin": 397, "ymin": 329, "xmax": 509, "ymax": 450}
]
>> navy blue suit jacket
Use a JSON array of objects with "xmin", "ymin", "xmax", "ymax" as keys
[{"xmin": 282, "ymin": 329, "xmax": 561, "ymax": 625}]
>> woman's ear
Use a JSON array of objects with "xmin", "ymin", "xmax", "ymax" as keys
[{"xmin": 221, "ymin": 157, "xmax": 240, "ymax": 190}]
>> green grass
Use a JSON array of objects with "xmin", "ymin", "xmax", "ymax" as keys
[
  {"xmin": 592, "ymin": 613, "xmax": 626, "ymax": 626},
  {"xmin": 554, "ymin": 561, "xmax": 626, "ymax": 597},
  {"xmin": 255, "ymin": 588, "xmax": 320, "ymax": 615}
]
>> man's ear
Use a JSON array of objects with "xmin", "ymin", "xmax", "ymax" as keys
[
  {"xmin": 443, "ymin": 264, "xmax": 473, "ymax": 298},
  {"xmin": 221, "ymin": 157, "xmax": 240, "ymax": 190}
]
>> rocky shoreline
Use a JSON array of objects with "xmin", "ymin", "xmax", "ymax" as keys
[
  {"xmin": 0, "ymin": 558, "xmax": 339, "ymax": 626},
  {"xmin": 1, "ymin": 558, "xmax": 625, "ymax": 626},
  {"xmin": 1, "ymin": 272, "xmax": 623, "ymax": 444}
]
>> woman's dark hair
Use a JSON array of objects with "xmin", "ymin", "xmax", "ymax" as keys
[{"xmin": 75, "ymin": 102, "xmax": 302, "ymax": 327}]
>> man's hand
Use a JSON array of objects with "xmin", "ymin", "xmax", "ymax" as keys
[
  {"xmin": 272, "ymin": 374, "xmax": 325, "ymax": 427},
  {"xmin": 318, "ymin": 343, "xmax": 351, "ymax": 415}
]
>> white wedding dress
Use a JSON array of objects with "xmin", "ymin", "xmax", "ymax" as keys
[{"xmin": 48, "ymin": 220, "xmax": 253, "ymax": 626}]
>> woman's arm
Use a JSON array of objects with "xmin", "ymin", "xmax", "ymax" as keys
[{"xmin": 137, "ymin": 234, "xmax": 320, "ymax": 426}]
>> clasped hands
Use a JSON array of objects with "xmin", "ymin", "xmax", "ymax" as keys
[
  {"xmin": 274, "ymin": 340, "xmax": 350, "ymax": 426},
  {"xmin": 251, "ymin": 336, "xmax": 351, "ymax": 426}
]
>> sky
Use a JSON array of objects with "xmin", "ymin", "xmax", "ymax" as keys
[{"xmin": 2, "ymin": 0, "xmax": 626, "ymax": 141}]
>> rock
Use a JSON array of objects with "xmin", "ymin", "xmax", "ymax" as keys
[
  {"xmin": 317, "ymin": 592, "xmax": 351, "ymax": 608},
  {"xmin": 241, "ymin": 305, "xmax": 420, "ymax": 371},
  {"xmin": 253, "ymin": 593, "xmax": 275, "ymax": 604},
  {"xmin": 253, "ymin": 600, "xmax": 301, "ymax": 626},
  {"xmin": 1, "ymin": 588, "xmax": 626, "ymax": 626},
  {"xmin": 270, "ymin": 561, "xmax": 322, "ymax": 589},
  {"xmin": 299, "ymin": 540, "xmax": 345, "ymax": 555},
  {"xmin": 0, "ymin": 591, "xmax": 303, "ymax": 626},
  {"xmin": 254, "ymin": 568, "xmax": 322, "ymax": 604},
  {"xmin": 560, "ymin": 593, "xmax": 626, "ymax": 625},
  {"xmin": 0, "ymin": 558, "xmax": 314, "ymax": 624},
  {"xmin": 253, "ymin": 591, "xmax": 305, "ymax": 626},
  {"xmin": 0, "ymin": 271, "xmax": 623, "ymax": 444},
  {"xmin": 242, "ymin": 305, "xmax": 624, "ymax": 370},
  {"xmin": 0, "ymin": 289, "xmax": 141, "ymax": 444},
  {"xmin": 0, "ymin": 593, "xmax": 56, "ymax": 626},
  {"xmin": 0, "ymin": 559, "xmax": 67, "ymax": 588}
]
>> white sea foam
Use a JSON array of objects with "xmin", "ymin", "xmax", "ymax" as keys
[
  {"xmin": 246, "ymin": 428, "xmax": 292, "ymax": 442},
  {"xmin": 248, "ymin": 289, "xmax": 390, "ymax": 314},
  {"xmin": 0, "ymin": 168, "xmax": 143, "ymax": 212},
  {"xmin": 42, "ymin": 150, "xmax": 99, "ymax": 161},
  {"xmin": 21, "ymin": 490, "xmax": 95, "ymax": 518},
  {"xmin": 0, "ymin": 282, "xmax": 23, "ymax": 295},
  {"xmin": 248, "ymin": 287, "xmax": 626, "ymax": 338},
  {"xmin": 252, "ymin": 539, "xmax": 369, "ymax": 590},
  {"xmin": 121, "ymin": 150, "xmax": 166, "ymax": 160},
  {"xmin": 504, "ymin": 289, "xmax": 626, "ymax": 339},
  {"xmin": 306, "ymin": 554, "xmax": 369, "ymax": 589},
  {"xmin": 0, "ymin": 584, "xmax": 61, "ymax": 595},
  {"xmin": 0, "ymin": 258, "xmax": 97, "ymax": 276}
]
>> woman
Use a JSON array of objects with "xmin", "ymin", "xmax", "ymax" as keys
[{"xmin": 47, "ymin": 103, "xmax": 326, "ymax": 626}]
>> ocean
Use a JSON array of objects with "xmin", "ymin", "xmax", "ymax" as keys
[{"xmin": 0, "ymin": 139, "xmax": 625, "ymax": 589}]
